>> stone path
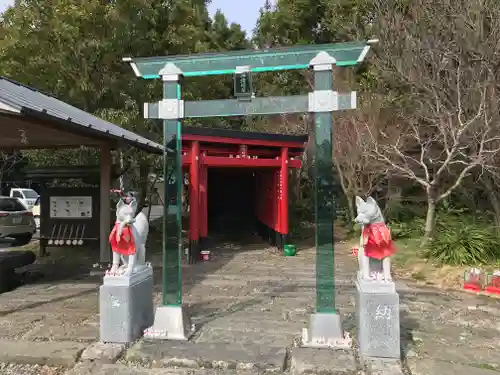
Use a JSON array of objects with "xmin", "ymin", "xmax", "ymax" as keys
[
  {"xmin": 182, "ymin": 242, "xmax": 323, "ymax": 348},
  {"xmin": 0, "ymin": 239, "xmax": 499, "ymax": 374}
]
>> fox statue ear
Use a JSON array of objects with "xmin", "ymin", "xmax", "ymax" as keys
[
  {"xmin": 116, "ymin": 199, "xmax": 125, "ymax": 210},
  {"xmin": 355, "ymin": 196, "xmax": 365, "ymax": 209},
  {"xmin": 128, "ymin": 198, "xmax": 138, "ymax": 213},
  {"xmin": 366, "ymin": 197, "xmax": 379, "ymax": 212}
]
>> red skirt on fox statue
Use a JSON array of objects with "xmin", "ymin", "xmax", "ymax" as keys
[
  {"xmin": 109, "ymin": 223, "xmax": 136, "ymax": 256},
  {"xmin": 362, "ymin": 222, "xmax": 396, "ymax": 260}
]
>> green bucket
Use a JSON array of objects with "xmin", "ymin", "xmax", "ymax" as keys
[{"xmin": 283, "ymin": 244, "xmax": 296, "ymax": 257}]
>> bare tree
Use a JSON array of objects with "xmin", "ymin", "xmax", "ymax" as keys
[
  {"xmin": 334, "ymin": 96, "xmax": 389, "ymax": 220},
  {"xmin": 0, "ymin": 151, "xmax": 23, "ymax": 187},
  {"xmin": 365, "ymin": 0, "xmax": 500, "ymax": 241}
]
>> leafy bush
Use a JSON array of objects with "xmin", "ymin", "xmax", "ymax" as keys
[
  {"xmin": 426, "ymin": 222, "xmax": 500, "ymax": 266},
  {"xmin": 385, "ymin": 202, "xmax": 426, "ymax": 223},
  {"xmin": 389, "ymin": 217, "xmax": 425, "ymax": 239},
  {"xmin": 290, "ymin": 198, "xmax": 313, "ymax": 223},
  {"xmin": 384, "ymin": 201, "xmax": 426, "ymax": 239}
]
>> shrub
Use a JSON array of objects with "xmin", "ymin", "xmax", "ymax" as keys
[
  {"xmin": 385, "ymin": 202, "xmax": 427, "ymax": 223},
  {"xmin": 389, "ymin": 217, "xmax": 425, "ymax": 239},
  {"xmin": 426, "ymin": 222, "xmax": 500, "ymax": 266}
]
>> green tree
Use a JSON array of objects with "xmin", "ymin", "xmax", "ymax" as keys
[
  {"xmin": 254, "ymin": 0, "xmax": 374, "ymax": 47},
  {"xmin": 0, "ymin": 0, "xmax": 251, "ymax": 170},
  {"xmin": 252, "ymin": 0, "xmax": 380, "ymax": 222}
]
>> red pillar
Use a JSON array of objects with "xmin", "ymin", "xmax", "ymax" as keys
[
  {"xmin": 279, "ymin": 147, "xmax": 289, "ymax": 248},
  {"xmin": 199, "ymin": 163, "xmax": 208, "ymax": 245},
  {"xmin": 189, "ymin": 141, "xmax": 200, "ymax": 263},
  {"xmin": 271, "ymin": 170, "xmax": 278, "ymax": 247}
]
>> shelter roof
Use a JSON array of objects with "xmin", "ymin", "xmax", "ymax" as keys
[{"xmin": 0, "ymin": 76, "xmax": 162, "ymax": 153}]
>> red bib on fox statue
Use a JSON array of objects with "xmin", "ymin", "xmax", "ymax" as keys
[
  {"xmin": 362, "ymin": 222, "xmax": 396, "ymax": 260},
  {"xmin": 109, "ymin": 223, "xmax": 136, "ymax": 256}
]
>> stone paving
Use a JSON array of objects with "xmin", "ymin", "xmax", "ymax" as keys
[{"xmin": 0, "ymin": 238, "xmax": 499, "ymax": 374}]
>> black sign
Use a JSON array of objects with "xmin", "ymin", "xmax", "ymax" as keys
[{"xmin": 234, "ymin": 71, "xmax": 252, "ymax": 98}]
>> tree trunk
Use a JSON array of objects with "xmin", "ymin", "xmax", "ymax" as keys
[
  {"xmin": 483, "ymin": 178, "xmax": 500, "ymax": 235},
  {"xmin": 138, "ymin": 159, "xmax": 149, "ymax": 213},
  {"xmin": 346, "ymin": 193, "xmax": 355, "ymax": 224},
  {"xmin": 146, "ymin": 175, "xmax": 159, "ymax": 222},
  {"xmin": 332, "ymin": 157, "xmax": 353, "ymax": 223},
  {"xmin": 422, "ymin": 197, "xmax": 437, "ymax": 246}
]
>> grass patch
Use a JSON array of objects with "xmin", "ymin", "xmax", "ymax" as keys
[
  {"xmin": 391, "ymin": 237, "xmax": 466, "ymax": 288},
  {"xmin": 390, "ymin": 236, "xmax": 500, "ymax": 289},
  {"xmin": 392, "ymin": 237, "xmax": 424, "ymax": 267}
]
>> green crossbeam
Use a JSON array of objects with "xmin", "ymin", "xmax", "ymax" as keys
[
  {"xmin": 124, "ymin": 41, "xmax": 370, "ymax": 78},
  {"xmin": 144, "ymin": 93, "xmax": 356, "ymax": 119}
]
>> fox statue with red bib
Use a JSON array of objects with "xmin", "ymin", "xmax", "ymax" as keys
[
  {"xmin": 99, "ymin": 196, "xmax": 154, "ymax": 344},
  {"xmin": 107, "ymin": 197, "xmax": 149, "ymax": 277},
  {"xmin": 354, "ymin": 196, "xmax": 401, "ymax": 359},
  {"xmin": 355, "ymin": 196, "xmax": 396, "ymax": 282}
]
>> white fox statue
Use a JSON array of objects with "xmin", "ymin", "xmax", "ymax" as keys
[
  {"xmin": 107, "ymin": 198, "xmax": 149, "ymax": 277},
  {"xmin": 354, "ymin": 196, "xmax": 396, "ymax": 282}
]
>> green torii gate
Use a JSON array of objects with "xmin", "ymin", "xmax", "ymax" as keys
[{"xmin": 124, "ymin": 40, "xmax": 376, "ymax": 345}]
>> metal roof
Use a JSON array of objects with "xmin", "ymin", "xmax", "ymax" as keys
[{"xmin": 0, "ymin": 76, "xmax": 163, "ymax": 154}]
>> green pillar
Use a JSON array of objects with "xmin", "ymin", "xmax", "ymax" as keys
[
  {"xmin": 301, "ymin": 51, "xmax": 345, "ymax": 347},
  {"xmin": 313, "ymin": 61, "xmax": 336, "ymax": 313},
  {"xmin": 161, "ymin": 68, "xmax": 183, "ymax": 306}
]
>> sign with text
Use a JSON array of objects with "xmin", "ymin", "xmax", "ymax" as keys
[{"xmin": 234, "ymin": 71, "xmax": 252, "ymax": 99}]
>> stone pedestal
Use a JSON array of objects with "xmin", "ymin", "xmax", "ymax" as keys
[
  {"xmin": 356, "ymin": 276, "xmax": 400, "ymax": 359},
  {"xmin": 99, "ymin": 266, "xmax": 154, "ymax": 343}
]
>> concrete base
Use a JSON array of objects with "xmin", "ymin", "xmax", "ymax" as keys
[
  {"xmin": 290, "ymin": 347, "xmax": 356, "ymax": 375},
  {"xmin": 356, "ymin": 280, "xmax": 400, "ymax": 358},
  {"xmin": 0, "ymin": 338, "xmax": 87, "ymax": 367},
  {"xmin": 99, "ymin": 266, "xmax": 154, "ymax": 344},
  {"xmin": 144, "ymin": 305, "xmax": 194, "ymax": 341},
  {"xmin": 363, "ymin": 357, "xmax": 404, "ymax": 375},
  {"xmin": 126, "ymin": 340, "xmax": 286, "ymax": 371},
  {"xmin": 301, "ymin": 312, "xmax": 350, "ymax": 348}
]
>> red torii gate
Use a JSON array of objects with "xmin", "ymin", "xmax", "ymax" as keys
[{"xmin": 180, "ymin": 126, "xmax": 307, "ymax": 260}]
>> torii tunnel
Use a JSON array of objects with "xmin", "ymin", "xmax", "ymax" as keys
[{"xmin": 180, "ymin": 126, "xmax": 308, "ymax": 258}]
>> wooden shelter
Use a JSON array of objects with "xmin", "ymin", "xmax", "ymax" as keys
[{"xmin": 0, "ymin": 76, "xmax": 162, "ymax": 263}]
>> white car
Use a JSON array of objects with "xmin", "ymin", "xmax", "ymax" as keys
[
  {"xmin": 32, "ymin": 197, "xmax": 40, "ymax": 229},
  {"xmin": 0, "ymin": 196, "xmax": 36, "ymax": 246},
  {"xmin": 10, "ymin": 188, "xmax": 39, "ymax": 209}
]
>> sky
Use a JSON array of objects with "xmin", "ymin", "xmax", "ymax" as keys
[
  {"xmin": 0, "ymin": 0, "xmax": 269, "ymax": 35},
  {"xmin": 209, "ymin": 0, "xmax": 269, "ymax": 36}
]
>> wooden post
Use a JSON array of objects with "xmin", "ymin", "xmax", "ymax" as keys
[
  {"xmin": 99, "ymin": 145, "xmax": 111, "ymax": 263},
  {"xmin": 199, "ymin": 164, "xmax": 208, "ymax": 246},
  {"xmin": 189, "ymin": 141, "xmax": 200, "ymax": 263},
  {"xmin": 279, "ymin": 147, "xmax": 289, "ymax": 248}
]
